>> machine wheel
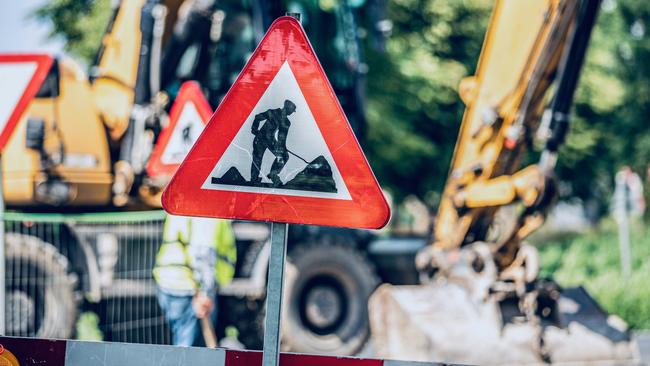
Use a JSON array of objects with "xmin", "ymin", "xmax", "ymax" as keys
[
  {"xmin": 5, "ymin": 233, "xmax": 79, "ymax": 338},
  {"xmin": 283, "ymin": 240, "xmax": 379, "ymax": 355}
]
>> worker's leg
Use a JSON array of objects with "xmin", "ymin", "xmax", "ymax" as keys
[
  {"xmin": 268, "ymin": 149, "xmax": 289, "ymax": 185},
  {"xmin": 157, "ymin": 290, "xmax": 200, "ymax": 347},
  {"xmin": 250, "ymin": 140, "xmax": 266, "ymax": 183}
]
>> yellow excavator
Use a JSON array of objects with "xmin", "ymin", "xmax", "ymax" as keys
[
  {"xmin": 3, "ymin": 0, "xmax": 265, "ymax": 209},
  {"xmin": 6, "ymin": 0, "xmax": 157, "ymax": 208},
  {"xmin": 370, "ymin": 0, "xmax": 640, "ymax": 365}
]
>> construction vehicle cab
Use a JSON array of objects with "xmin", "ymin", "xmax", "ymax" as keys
[
  {"xmin": 2, "ymin": 0, "xmax": 257, "ymax": 209},
  {"xmin": 4, "ymin": 56, "xmax": 113, "ymax": 207}
]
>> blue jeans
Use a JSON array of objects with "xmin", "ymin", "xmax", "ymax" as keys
[{"xmin": 156, "ymin": 289, "xmax": 218, "ymax": 347}]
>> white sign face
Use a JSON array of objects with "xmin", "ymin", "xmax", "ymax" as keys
[
  {"xmin": 202, "ymin": 61, "xmax": 351, "ymax": 200},
  {"xmin": 161, "ymin": 102, "xmax": 205, "ymax": 165},
  {"xmin": 0, "ymin": 62, "xmax": 38, "ymax": 131}
]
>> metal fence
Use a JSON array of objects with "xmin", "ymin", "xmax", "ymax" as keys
[{"xmin": 3, "ymin": 210, "xmax": 171, "ymax": 344}]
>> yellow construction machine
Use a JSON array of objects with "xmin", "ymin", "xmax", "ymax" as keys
[
  {"xmin": 369, "ymin": 0, "xmax": 640, "ymax": 364},
  {"xmin": 3, "ymin": 0, "xmax": 264, "ymax": 209},
  {"xmin": 6, "ymin": 0, "xmax": 156, "ymax": 208}
]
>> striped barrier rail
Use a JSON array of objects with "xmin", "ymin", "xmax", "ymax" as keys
[{"xmin": 0, "ymin": 336, "xmax": 454, "ymax": 366}]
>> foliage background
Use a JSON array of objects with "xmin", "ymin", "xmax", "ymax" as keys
[
  {"xmin": 34, "ymin": 0, "xmax": 650, "ymax": 207},
  {"xmin": 34, "ymin": 0, "xmax": 112, "ymax": 63},
  {"xmin": 534, "ymin": 221, "xmax": 650, "ymax": 329}
]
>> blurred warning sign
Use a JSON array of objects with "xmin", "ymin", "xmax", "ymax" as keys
[
  {"xmin": 147, "ymin": 82, "xmax": 212, "ymax": 177},
  {"xmin": 0, "ymin": 54, "xmax": 53, "ymax": 151}
]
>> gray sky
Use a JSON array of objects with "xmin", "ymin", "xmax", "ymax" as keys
[{"xmin": 0, "ymin": 0, "xmax": 64, "ymax": 54}]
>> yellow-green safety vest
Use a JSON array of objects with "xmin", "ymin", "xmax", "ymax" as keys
[{"xmin": 153, "ymin": 215, "xmax": 236, "ymax": 292}]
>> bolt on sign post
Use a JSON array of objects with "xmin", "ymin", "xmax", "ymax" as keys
[
  {"xmin": 0, "ymin": 54, "xmax": 55, "ymax": 335},
  {"xmin": 162, "ymin": 15, "xmax": 389, "ymax": 366}
]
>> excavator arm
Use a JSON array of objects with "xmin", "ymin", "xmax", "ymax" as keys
[{"xmin": 421, "ymin": 0, "xmax": 600, "ymax": 274}]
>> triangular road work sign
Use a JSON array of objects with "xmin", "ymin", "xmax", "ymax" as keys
[
  {"xmin": 162, "ymin": 16, "xmax": 390, "ymax": 229},
  {"xmin": 147, "ymin": 81, "xmax": 213, "ymax": 177},
  {"xmin": 0, "ymin": 54, "xmax": 54, "ymax": 151}
]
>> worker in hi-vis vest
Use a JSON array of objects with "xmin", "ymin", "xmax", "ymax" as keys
[{"xmin": 153, "ymin": 214, "xmax": 236, "ymax": 346}]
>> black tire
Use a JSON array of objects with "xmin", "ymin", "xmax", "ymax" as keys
[
  {"xmin": 282, "ymin": 239, "xmax": 379, "ymax": 355},
  {"xmin": 5, "ymin": 233, "xmax": 79, "ymax": 338}
]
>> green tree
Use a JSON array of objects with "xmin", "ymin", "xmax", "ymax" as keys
[
  {"xmin": 364, "ymin": 0, "xmax": 492, "ymax": 203},
  {"xmin": 557, "ymin": 0, "xmax": 650, "ymax": 215},
  {"xmin": 33, "ymin": 0, "xmax": 111, "ymax": 63}
]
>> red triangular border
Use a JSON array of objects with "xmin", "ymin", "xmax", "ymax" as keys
[
  {"xmin": 162, "ymin": 17, "xmax": 390, "ymax": 229},
  {"xmin": 147, "ymin": 81, "xmax": 213, "ymax": 178},
  {"xmin": 0, "ymin": 54, "xmax": 54, "ymax": 151}
]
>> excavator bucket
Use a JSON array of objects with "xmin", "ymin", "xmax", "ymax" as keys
[{"xmin": 369, "ymin": 282, "xmax": 640, "ymax": 365}]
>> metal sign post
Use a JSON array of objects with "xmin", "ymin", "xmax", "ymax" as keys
[{"xmin": 261, "ymin": 222, "xmax": 288, "ymax": 366}]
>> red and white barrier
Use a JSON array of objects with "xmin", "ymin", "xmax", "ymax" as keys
[{"xmin": 0, "ymin": 337, "xmax": 452, "ymax": 366}]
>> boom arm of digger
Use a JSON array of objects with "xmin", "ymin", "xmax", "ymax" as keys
[
  {"xmin": 431, "ymin": 0, "xmax": 582, "ymax": 267},
  {"xmin": 92, "ymin": 0, "xmax": 145, "ymax": 141}
]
